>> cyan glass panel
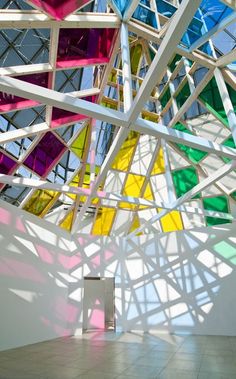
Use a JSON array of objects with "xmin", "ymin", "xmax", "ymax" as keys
[{"xmin": 133, "ymin": 5, "xmax": 157, "ymax": 28}]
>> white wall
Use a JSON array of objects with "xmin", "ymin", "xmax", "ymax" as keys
[
  {"xmin": 1, "ymin": 200, "xmax": 236, "ymax": 351},
  {"xmin": 0, "ymin": 200, "xmax": 73, "ymax": 351}
]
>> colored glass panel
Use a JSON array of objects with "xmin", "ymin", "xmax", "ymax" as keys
[
  {"xmin": 92, "ymin": 207, "xmax": 116, "ymax": 235},
  {"xmin": 159, "ymin": 86, "xmax": 171, "ymax": 109},
  {"xmin": 112, "ymin": 131, "xmax": 138, "ymax": 171},
  {"xmin": 176, "ymin": 82, "xmax": 191, "ymax": 108},
  {"xmin": 174, "ymin": 123, "xmax": 207, "ymax": 163},
  {"xmin": 28, "ymin": 0, "xmax": 91, "ymax": 20},
  {"xmin": 139, "ymin": 182, "xmax": 154, "ymax": 210},
  {"xmin": 60, "ymin": 211, "xmax": 73, "ymax": 231},
  {"xmin": 133, "ymin": 5, "xmax": 157, "ymax": 28},
  {"xmin": 23, "ymin": 189, "xmax": 57, "ymax": 216},
  {"xmin": 24, "ymin": 132, "xmax": 66, "ymax": 176},
  {"xmin": 130, "ymin": 44, "xmax": 142, "ymax": 75},
  {"xmin": 222, "ymin": 136, "xmax": 236, "ymax": 163},
  {"xmin": 160, "ymin": 210, "xmax": 183, "ymax": 232},
  {"xmin": 203, "ymin": 196, "xmax": 231, "ymax": 226},
  {"xmin": 121, "ymin": 173, "xmax": 145, "ymax": 209},
  {"xmin": 71, "ymin": 125, "xmax": 89, "ymax": 159},
  {"xmin": 129, "ymin": 215, "xmax": 142, "ymax": 235},
  {"xmin": 168, "ymin": 54, "xmax": 182, "ymax": 72},
  {"xmin": 172, "ymin": 167, "xmax": 199, "ymax": 198},
  {"xmin": 57, "ymin": 28, "xmax": 117, "ymax": 68},
  {"xmin": 199, "ymin": 78, "xmax": 227, "ymax": 121},
  {"xmin": 0, "ymin": 152, "xmax": 17, "ymax": 174},
  {"xmin": 151, "ymin": 148, "xmax": 165, "ymax": 175}
]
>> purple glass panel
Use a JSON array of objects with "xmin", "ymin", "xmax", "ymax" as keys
[
  {"xmin": 28, "ymin": 0, "xmax": 91, "ymax": 20},
  {"xmin": 0, "ymin": 152, "xmax": 18, "ymax": 174},
  {"xmin": 57, "ymin": 28, "xmax": 117, "ymax": 67},
  {"xmin": 24, "ymin": 132, "xmax": 66, "ymax": 177},
  {"xmin": 0, "ymin": 73, "xmax": 48, "ymax": 112}
]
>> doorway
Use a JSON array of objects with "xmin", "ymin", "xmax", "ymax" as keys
[{"xmin": 82, "ymin": 277, "xmax": 115, "ymax": 332}]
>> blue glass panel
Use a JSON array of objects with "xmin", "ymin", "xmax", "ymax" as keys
[
  {"xmin": 133, "ymin": 5, "xmax": 157, "ymax": 28},
  {"xmin": 155, "ymin": 0, "xmax": 177, "ymax": 18},
  {"xmin": 111, "ymin": 0, "xmax": 132, "ymax": 15}
]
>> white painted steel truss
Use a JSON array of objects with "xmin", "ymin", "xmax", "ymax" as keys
[{"xmin": 0, "ymin": 0, "xmax": 236, "ymax": 236}]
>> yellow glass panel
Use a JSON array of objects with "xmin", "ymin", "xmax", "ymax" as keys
[
  {"xmin": 139, "ymin": 182, "xmax": 154, "ymax": 210},
  {"xmin": 112, "ymin": 131, "xmax": 138, "ymax": 171},
  {"xmin": 159, "ymin": 209, "xmax": 183, "ymax": 232},
  {"xmin": 92, "ymin": 207, "xmax": 116, "ymax": 236},
  {"xmin": 120, "ymin": 173, "xmax": 145, "ymax": 209},
  {"xmin": 60, "ymin": 211, "xmax": 73, "ymax": 231},
  {"xmin": 129, "ymin": 215, "xmax": 143, "ymax": 235},
  {"xmin": 23, "ymin": 189, "xmax": 57, "ymax": 216},
  {"xmin": 151, "ymin": 148, "xmax": 165, "ymax": 175}
]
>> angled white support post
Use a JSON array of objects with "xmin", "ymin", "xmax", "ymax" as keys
[
  {"xmin": 215, "ymin": 67, "xmax": 236, "ymax": 145},
  {"xmin": 127, "ymin": 159, "xmax": 236, "ymax": 238},
  {"xmin": 162, "ymin": 139, "xmax": 176, "ymax": 204},
  {"xmin": 217, "ymin": 49, "xmax": 236, "ymax": 67},
  {"xmin": 123, "ymin": 0, "xmax": 140, "ymax": 22},
  {"xmin": 71, "ymin": 22, "xmax": 133, "ymax": 233},
  {"xmin": 127, "ymin": 0, "xmax": 202, "ymax": 124}
]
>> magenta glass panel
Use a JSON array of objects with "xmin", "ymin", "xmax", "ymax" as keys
[
  {"xmin": 24, "ymin": 132, "xmax": 66, "ymax": 176},
  {"xmin": 51, "ymin": 96, "xmax": 95, "ymax": 127},
  {"xmin": 0, "ymin": 73, "xmax": 48, "ymax": 112},
  {"xmin": 28, "ymin": 0, "xmax": 91, "ymax": 20},
  {"xmin": 0, "ymin": 152, "xmax": 18, "ymax": 174},
  {"xmin": 57, "ymin": 28, "xmax": 117, "ymax": 68}
]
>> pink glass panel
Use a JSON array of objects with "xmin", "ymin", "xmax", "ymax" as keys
[
  {"xmin": 57, "ymin": 28, "xmax": 117, "ymax": 68},
  {"xmin": 51, "ymin": 96, "xmax": 95, "ymax": 127},
  {"xmin": 24, "ymin": 132, "xmax": 66, "ymax": 176},
  {"xmin": 0, "ymin": 73, "xmax": 48, "ymax": 112},
  {"xmin": 28, "ymin": 0, "xmax": 91, "ymax": 20}
]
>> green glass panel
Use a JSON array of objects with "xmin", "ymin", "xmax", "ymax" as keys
[
  {"xmin": 175, "ymin": 82, "xmax": 190, "ymax": 108},
  {"xmin": 159, "ymin": 86, "xmax": 171, "ymax": 108},
  {"xmin": 149, "ymin": 48, "xmax": 155, "ymax": 61},
  {"xmin": 174, "ymin": 123, "xmax": 207, "ymax": 163},
  {"xmin": 199, "ymin": 78, "xmax": 228, "ymax": 121},
  {"xmin": 203, "ymin": 195, "xmax": 230, "ymax": 226},
  {"xmin": 168, "ymin": 54, "xmax": 182, "ymax": 72},
  {"xmin": 213, "ymin": 241, "xmax": 236, "ymax": 265},
  {"xmin": 130, "ymin": 44, "xmax": 142, "ymax": 75},
  {"xmin": 71, "ymin": 126, "xmax": 88, "ymax": 159},
  {"xmin": 222, "ymin": 136, "xmax": 236, "ymax": 163},
  {"xmin": 199, "ymin": 96, "xmax": 228, "ymax": 128},
  {"xmin": 172, "ymin": 166, "xmax": 199, "ymax": 198},
  {"xmin": 227, "ymin": 83, "xmax": 236, "ymax": 111}
]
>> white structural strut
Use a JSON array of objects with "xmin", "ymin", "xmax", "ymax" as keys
[
  {"xmin": 1, "ymin": 76, "xmax": 236, "ymax": 159},
  {"xmin": 0, "ymin": 174, "xmax": 232, "ymax": 221},
  {"xmin": 127, "ymin": 159, "xmax": 236, "ymax": 237},
  {"xmin": 0, "ymin": 11, "xmax": 120, "ymax": 28},
  {"xmin": 127, "ymin": 0, "xmax": 202, "ymax": 124},
  {"xmin": 0, "ymin": 75, "xmax": 128, "ymax": 126},
  {"xmin": 217, "ymin": 49, "xmax": 236, "ymax": 67},
  {"xmin": 215, "ymin": 67, "xmax": 236, "ymax": 145},
  {"xmin": 123, "ymin": 0, "xmax": 140, "ymax": 22}
]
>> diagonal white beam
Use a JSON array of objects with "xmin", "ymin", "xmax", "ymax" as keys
[
  {"xmin": 1, "ymin": 74, "xmax": 236, "ymax": 160},
  {"xmin": 215, "ymin": 67, "xmax": 236, "ymax": 145},
  {"xmin": 123, "ymin": 0, "xmax": 140, "ymax": 22},
  {"xmin": 134, "ymin": 117, "xmax": 236, "ymax": 160},
  {"xmin": 189, "ymin": 12, "xmax": 236, "ymax": 52},
  {"xmin": 127, "ymin": 0, "xmax": 202, "ymax": 124},
  {"xmin": 0, "ymin": 75, "xmax": 128, "ymax": 126},
  {"xmin": 0, "ymin": 11, "xmax": 120, "ymax": 28},
  {"xmin": 127, "ymin": 159, "xmax": 236, "ymax": 238}
]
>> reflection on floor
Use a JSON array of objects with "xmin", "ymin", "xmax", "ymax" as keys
[{"xmin": 0, "ymin": 332, "xmax": 236, "ymax": 379}]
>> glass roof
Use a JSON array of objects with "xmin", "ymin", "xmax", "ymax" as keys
[{"xmin": 0, "ymin": 0, "xmax": 236, "ymax": 236}]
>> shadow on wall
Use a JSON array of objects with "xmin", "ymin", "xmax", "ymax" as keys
[
  {"xmin": 0, "ymin": 202, "xmax": 78, "ymax": 351},
  {"xmin": 0, "ymin": 199, "xmax": 236, "ymax": 352},
  {"xmin": 68, "ymin": 224, "xmax": 236, "ymax": 336}
]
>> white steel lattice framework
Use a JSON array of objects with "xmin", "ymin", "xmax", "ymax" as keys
[{"xmin": 0, "ymin": 0, "xmax": 236, "ymax": 236}]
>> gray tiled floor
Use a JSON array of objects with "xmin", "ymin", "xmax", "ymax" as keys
[{"xmin": 0, "ymin": 332, "xmax": 236, "ymax": 379}]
